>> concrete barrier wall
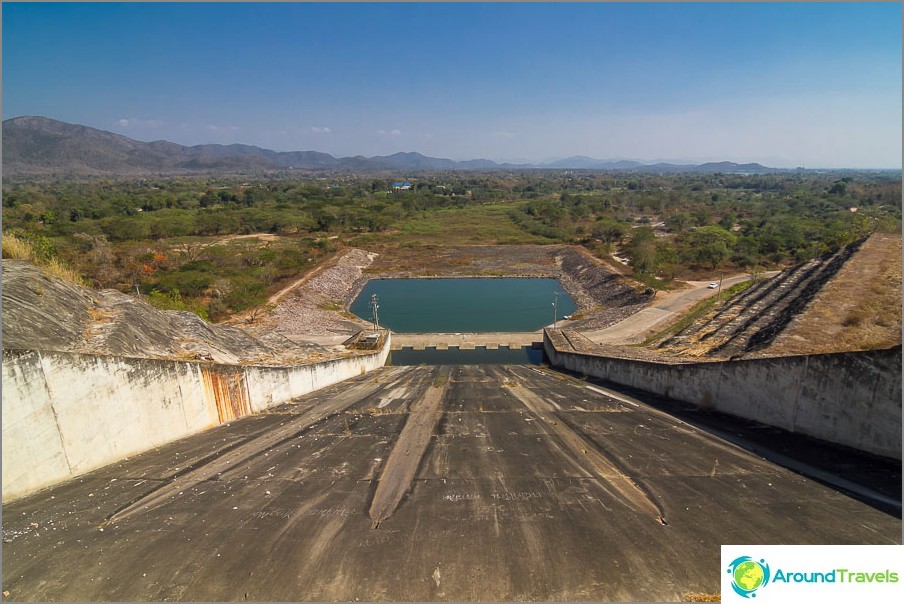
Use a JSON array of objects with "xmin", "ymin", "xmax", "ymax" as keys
[
  {"xmin": 2, "ymin": 336, "xmax": 390, "ymax": 502},
  {"xmin": 544, "ymin": 333, "xmax": 901, "ymax": 460}
]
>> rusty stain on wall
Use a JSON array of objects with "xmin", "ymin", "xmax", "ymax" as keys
[{"xmin": 201, "ymin": 366, "xmax": 252, "ymax": 423}]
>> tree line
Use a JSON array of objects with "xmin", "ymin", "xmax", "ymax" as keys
[{"xmin": 2, "ymin": 170, "xmax": 899, "ymax": 320}]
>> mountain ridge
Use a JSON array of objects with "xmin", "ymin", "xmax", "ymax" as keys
[{"xmin": 3, "ymin": 115, "xmax": 785, "ymax": 177}]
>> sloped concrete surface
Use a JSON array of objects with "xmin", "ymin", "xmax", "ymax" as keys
[
  {"xmin": 1, "ymin": 259, "xmax": 328, "ymax": 365},
  {"xmin": 2, "ymin": 365, "xmax": 898, "ymax": 601}
]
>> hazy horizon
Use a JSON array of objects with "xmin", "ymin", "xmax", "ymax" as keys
[{"xmin": 3, "ymin": 2, "xmax": 901, "ymax": 169}]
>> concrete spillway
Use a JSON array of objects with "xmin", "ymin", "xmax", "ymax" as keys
[
  {"xmin": 390, "ymin": 331, "xmax": 542, "ymax": 350},
  {"xmin": 2, "ymin": 364, "xmax": 899, "ymax": 601}
]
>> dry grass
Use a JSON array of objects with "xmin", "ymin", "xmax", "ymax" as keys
[
  {"xmin": 2, "ymin": 231, "xmax": 85, "ymax": 285},
  {"xmin": 683, "ymin": 592, "xmax": 721, "ymax": 602},
  {"xmin": 768, "ymin": 234, "xmax": 902, "ymax": 354},
  {"xmin": 642, "ymin": 281, "xmax": 755, "ymax": 349},
  {"xmin": 361, "ymin": 243, "xmax": 562, "ymax": 278},
  {"xmin": 1, "ymin": 231, "xmax": 31, "ymax": 259}
]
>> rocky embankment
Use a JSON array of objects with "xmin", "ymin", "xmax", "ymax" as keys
[
  {"xmin": 553, "ymin": 247, "xmax": 650, "ymax": 329},
  {"xmin": 253, "ymin": 248, "xmax": 376, "ymax": 339},
  {"xmin": 654, "ymin": 238, "xmax": 893, "ymax": 359},
  {"xmin": 1, "ymin": 259, "xmax": 331, "ymax": 365}
]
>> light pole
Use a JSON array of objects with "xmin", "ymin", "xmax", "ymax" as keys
[
  {"xmin": 370, "ymin": 293, "xmax": 380, "ymax": 332},
  {"xmin": 552, "ymin": 291, "xmax": 559, "ymax": 330}
]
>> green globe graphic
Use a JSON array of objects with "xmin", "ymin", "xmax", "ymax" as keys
[{"xmin": 733, "ymin": 561, "xmax": 765, "ymax": 592}]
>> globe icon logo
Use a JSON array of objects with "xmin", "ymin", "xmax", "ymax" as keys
[{"xmin": 727, "ymin": 556, "xmax": 771, "ymax": 598}]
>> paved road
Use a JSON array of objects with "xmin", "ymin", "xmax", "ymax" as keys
[
  {"xmin": 2, "ymin": 365, "xmax": 898, "ymax": 601},
  {"xmin": 586, "ymin": 272, "xmax": 780, "ymax": 344}
]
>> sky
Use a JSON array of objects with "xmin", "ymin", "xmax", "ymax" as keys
[{"xmin": 2, "ymin": 2, "xmax": 901, "ymax": 169}]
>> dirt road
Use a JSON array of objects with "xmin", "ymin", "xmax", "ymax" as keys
[{"xmin": 583, "ymin": 273, "xmax": 778, "ymax": 344}]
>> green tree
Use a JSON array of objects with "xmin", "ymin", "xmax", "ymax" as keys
[
  {"xmin": 665, "ymin": 212, "xmax": 694, "ymax": 232},
  {"xmin": 591, "ymin": 217, "xmax": 628, "ymax": 245},
  {"xmin": 195, "ymin": 210, "xmax": 233, "ymax": 235},
  {"xmin": 624, "ymin": 227, "xmax": 659, "ymax": 274},
  {"xmin": 719, "ymin": 212, "xmax": 738, "ymax": 231},
  {"xmin": 686, "ymin": 225, "xmax": 737, "ymax": 269},
  {"xmin": 100, "ymin": 215, "xmax": 150, "ymax": 241}
]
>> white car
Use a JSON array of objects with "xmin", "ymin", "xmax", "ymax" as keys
[{"xmin": 708, "ymin": 282, "xmax": 718, "ymax": 289}]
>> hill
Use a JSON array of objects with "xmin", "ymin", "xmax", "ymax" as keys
[{"xmin": 2, "ymin": 115, "xmax": 784, "ymax": 178}]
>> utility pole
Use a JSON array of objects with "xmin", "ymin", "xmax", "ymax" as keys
[
  {"xmin": 552, "ymin": 291, "xmax": 559, "ymax": 330},
  {"xmin": 717, "ymin": 273, "xmax": 723, "ymax": 301}
]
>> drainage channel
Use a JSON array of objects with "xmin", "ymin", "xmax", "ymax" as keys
[{"xmin": 389, "ymin": 345, "xmax": 545, "ymax": 366}]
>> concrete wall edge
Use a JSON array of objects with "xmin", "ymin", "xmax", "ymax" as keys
[
  {"xmin": 543, "ymin": 330, "xmax": 901, "ymax": 460},
  {"xmin": 1, "ymin": 333, "xmax": 391, "ymax": 502}
]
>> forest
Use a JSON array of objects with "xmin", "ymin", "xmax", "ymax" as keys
[{"xmin": 2, "ymin": 170, "xmax": 900, "ymax": 321}]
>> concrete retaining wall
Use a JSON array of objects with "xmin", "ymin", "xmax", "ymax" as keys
[
  {"xmin": 544, "ymin": 332, "xmax": 901, "ymax": 460},
  {"xmin": 1, "ymin": 336, "xmax": 390, "ymax": 502}
]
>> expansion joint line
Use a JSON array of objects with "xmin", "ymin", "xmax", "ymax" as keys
[{"xmin": 369, "ymin": 368, "xmax": 450, "ymax": 528}]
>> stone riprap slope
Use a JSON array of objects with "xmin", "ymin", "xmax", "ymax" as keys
[
  {"xmin": 1, "ymin": 259, "xmax": 329, "ymax": 365},
  {"xmin": 656, "ymin": 239, "xmax": 870, "ymax": 358},
  {"xmin": 767, "ymin": 233, "xmax": 902, "ymax": 355},
  {"xmin": 554, "ymin": 247, "xmax": 650, "ymax": 329},
  {"xmin": 253, "ymin": 248, "xmax": 377, "ymax": 338}
]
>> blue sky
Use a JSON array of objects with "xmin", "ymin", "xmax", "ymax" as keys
[{"xmin": 3, "ymin": 2, "xmax": 901, "ymax": 168}]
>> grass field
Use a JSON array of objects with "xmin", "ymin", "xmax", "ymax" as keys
[{"xmin": 350, "ymin": 204, "xmax": 552, "ymax": 248}]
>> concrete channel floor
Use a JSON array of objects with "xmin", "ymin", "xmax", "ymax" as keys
[{"xmin": 2, "ymin": 365, "xmax": 900, "ymax": 601}]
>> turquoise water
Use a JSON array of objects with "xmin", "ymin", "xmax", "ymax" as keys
[{"xmin": 350, "ymin": 278, "xmax": 577, "ymax": 333}]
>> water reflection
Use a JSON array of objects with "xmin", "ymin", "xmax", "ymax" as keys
[{"xmin": 351, "ymin": 278, "xmax": 578, "ymax": 333}]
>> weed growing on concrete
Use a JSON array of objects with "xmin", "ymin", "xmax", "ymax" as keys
[{"xmin": 682, "ymin": 592, "xmax": 720, "ymax": 602}]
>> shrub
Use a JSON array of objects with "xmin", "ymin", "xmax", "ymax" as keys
[
  {"xmin": 146, "ymin": 289, "xmax": 210, "ymax": 321},
  {"xmin": 154, "ymin": 270, "xmax": 214, "ymax": 297},
  {"xmin": 2, "ymin": 230, "xmax": 85, "ymax": 285}
]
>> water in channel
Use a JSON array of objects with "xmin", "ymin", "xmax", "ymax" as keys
[
  {"xmin": 350, "ymin": 278, "xmax": 578, "ymax": 333},
  {"xmin": 389, "ymin": 346, "xmax": 545, "ymax": 366}
]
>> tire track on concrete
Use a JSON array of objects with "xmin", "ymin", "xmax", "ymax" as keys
[
  {"xmin": 103, "ymin": 367, "xmax": 412, "ymax": 526},
  {"xmin": 495, "ymin": 366, "xmax": 665, "ymax": 524},
  {"xmin": 369, "ymin": 368, "xmax": 451, "ymax": 528}
]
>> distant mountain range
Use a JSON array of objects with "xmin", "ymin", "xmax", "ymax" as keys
[{"xmin": 2, "ymin": 116, "xmax": 785, "ymax": 178}]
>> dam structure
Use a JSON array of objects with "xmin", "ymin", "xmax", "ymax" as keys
[
  {"xmin": 354, "ymin": 277, "xmax": 568, "ymax": 363},
  {"xmin": 2, "ymin": 262, "xmax": 900, "ymax": 601}
]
